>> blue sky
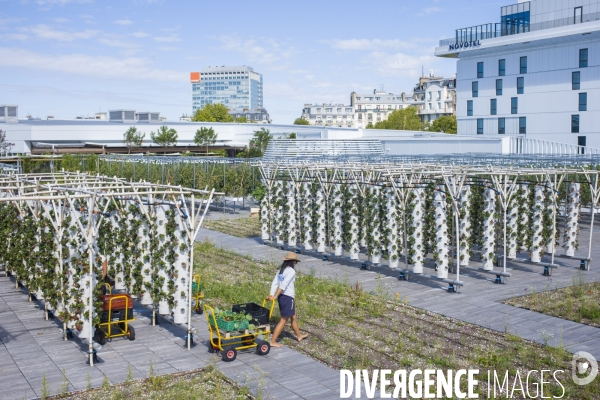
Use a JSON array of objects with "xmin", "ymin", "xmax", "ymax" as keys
[{"xmin": 0, "ymin": 0, "xmax": 503, "ymax": 124}]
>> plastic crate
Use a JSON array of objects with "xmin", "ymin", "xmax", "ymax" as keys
[
  {"xmin": 232, "ymin": 302, "xmax": 270, "ymax": 326},
  {"xmin": 101, "ymin": 294, "xmax": 133, "ymax": 311},
  {"xmin": 192, "ymin": 281, "xmax": 203, "ymax": 295},
  {"xmin": 209, "ymin": 312, "xmax": 249, "ymax": 332}
]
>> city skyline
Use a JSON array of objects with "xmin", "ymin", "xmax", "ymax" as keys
[{"xmin": 0, "ymin": 0, "xmax": 499, "ymax": 123}]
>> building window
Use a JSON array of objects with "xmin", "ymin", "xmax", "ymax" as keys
[
  {"xmin": 511, "ymin": 97, "xmax": 518, "ymax": 114},
  {"xmin": 579, "ymin": 93, "xmax": 587, "ymax": 111},
  {"xmin": 490, "ymin": 99, "xmax": 497, "ymax": 115},
  {"xmin": 477, "ymin": 118, "xmax": 484, "ymax": 134},
  {"xmin": 580, "ymin": 49, "xmax": 588, "ymax": 68},
  {"xmin": 572, "ymin": 115, "xmax": 580, "ymax": 133},
  {"xmin": 356, "ymin": 97, "xmax": 361, "ymax": 100},
  {"xmin": 578, "ymin": 136, "xmax": 586, "ymax": 154},
  {"xmin": 467, "ymin": 100, "xmax": 473, "ymax": 116},
  {"xmin": 477, "ymin": 62, "xmax": 484, "ymax": 78},
  {"xmin": 572, "ymin": 72, "xmax": 581, "ymax": 90},
  {"xmin": 499, "ymin": 59, "xmax": 505, "ymax": 76},
  {"xmin": 472, "ymin": 81, "xmax": 478, "ymax": 97},
  {"xmin": 520, "ymin": 56, "xmax": 527, "ymax": 74},
  {"xmin": 498, "ymin": 118, "xmax": 505, "ymax": 134},
  {"xmin": 496, "ymin": 79, "xmax": 503, "ymax": 96},
  {"xmin": 519, "ymin": 117, "xmax": 526, "ymax": 134},
  {"xmin": 575, "ymin": 6, "xmax": 583, "ymax": 24},
  {"xmin": 517, "ymin": 77, "xmax": 524, "ymax": 94}
]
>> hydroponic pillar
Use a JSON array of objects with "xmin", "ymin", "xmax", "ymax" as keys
[
  {"xmin": 316, "ymin": 188, "xmax": 326, "ymax": 253},
  {"xmin": 530, "ymin": 185, "xmax": 545, "ymax": 263},
  {"xmin": 482, "ymin": 188, "xmax": 496, "ymax": 271},
  {"xmin": 274, "ymin": 180, "xmax": 284, "ymax": 246},
  {"xmin": 156, "ymin": 206, "xmax": 171, "ymax": 316},
  {"xmin": 333, "ymin": 184, "xmax": 343, "ymax": 256},
  {"xmin": 349, "ymin": 185, "xmax": 360, "ymax": 260},
  {"xmin": 287, "ymin": 181, "xmax": 297, "ymax": 247},
  {"xmin": 411, "ymin": 188, "xmax": 425, "ymax": 273},
  {"xmin": 386, "ymin": 187, "xmax": 400, "ymax": 269},
  {"xmin": 260, "ymin": 187, "xmax": 271, "ymax": 241},
  {"xmin": 458, "ymin": 186, "xmax": 471, "ymax": 266},
  {"xmin": 519, "ymin": 184, "xmax": 530, "ymax": 252},
  {"xmin": 302, "ymin": 182, "xmax": 313, "ymax": 250},
  {"xmin": 173, "ymin": 211, "xmax": 189, "ymax": 324},
  {"xmin": 507, "ymin": 186, "xmax": 519, "ymax": 259},
  {"xmin": 369, "ymin": 186, "xmax": 382, "ymax": 265},
  {"xmin": 564, "ymin": 182, "xmax": 580, "ymax": 257},
  {"xmin": 434, "ymin": 187, "xmax": 449, "ymax": 278}
]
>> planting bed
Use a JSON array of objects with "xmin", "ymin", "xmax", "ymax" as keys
[
  {"xmin": 204, "ymin": 217, "xmax": 262, "ymax": 238},
  {"xmin": 195, "ymin": 240, "xmax": 600, "ymax": 398},
  {"xmin": 505, "ymin": 276, "xmax": 600, "ymax": 328},
  {"xmin": 49, "ymin": 367, "xmax": 252, "ymax": 400}
]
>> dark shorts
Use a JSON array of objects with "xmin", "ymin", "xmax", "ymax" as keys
[{"xmin": 278, "ymin": 294, "xmax": 295, "ymax": 317}]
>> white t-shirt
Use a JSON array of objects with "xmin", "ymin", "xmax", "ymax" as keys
[{"xmin": 269, "ymin": 267, "xmax": 296, "ymax": 298}]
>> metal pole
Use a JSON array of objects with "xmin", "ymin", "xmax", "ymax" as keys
[
  {"xmin": 551, "ymin": 174, "xmax": 558, "ymax": 265},
  {"xmin": 88, "ymin": 196, "xmax": 95, "ymax": 367},
  {"xmin": 187, "ymin": 194, "xmax": 195, "ymax": 350}
]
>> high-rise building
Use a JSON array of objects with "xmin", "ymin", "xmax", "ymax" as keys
[
  {"xmin": 435, "ymin": 0, "xmax": 600, "ymax": 148},
  {"xmin": 191, "ymin": 66, "xmax": 263, "ymax": 113}
]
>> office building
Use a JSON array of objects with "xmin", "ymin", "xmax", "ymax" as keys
[
  {"xmin": 436, "ymin": 0, "xmax": 600, "ymax": 148},
  {"xmin": 191, "ymin": 66, "xmax": 263, "ymax": 113}
]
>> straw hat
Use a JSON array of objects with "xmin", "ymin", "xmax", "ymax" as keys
[{"xmin": 283, "ymin": 252, "xmax": 300, "ymax": 262}]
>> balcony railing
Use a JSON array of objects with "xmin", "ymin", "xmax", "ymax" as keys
[{"xmin": 439, "ymin": 10, "xmax": 600, "ymax": 47}]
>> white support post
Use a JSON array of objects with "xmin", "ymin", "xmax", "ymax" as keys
[
  {"xmin": 482, "ymin": 188, "xmax": 496, "ymax": 271},
  {"xmin": 564, "ymin": 183, "xmax": 580, "ymax": 257},
  {"xmin": 530, "ymin": 185, "xmax": 545, "ymax": 263}
]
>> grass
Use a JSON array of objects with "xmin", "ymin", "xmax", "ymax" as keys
[
  {"xmin": 504, "ymin": 274, "xmax": 600, "ymax": 327},
  {"xmin": 48, "ymin": 366, "xmax": 252, "ymax": 400},
  {"xmin": 203, "ymin": 217, "xmax": 262, "ymax": 238},
  {"xmin": 195, "ymin": 239, "xmax": 600, "ymax": 399}
]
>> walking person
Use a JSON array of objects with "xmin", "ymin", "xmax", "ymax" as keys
[{"xmin": 267, "ymin": 252, "xmax": 308, "ymax": 347}]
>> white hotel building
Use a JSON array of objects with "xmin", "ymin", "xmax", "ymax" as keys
[{"xmin": 435, "ymin": 0, "xmax": 600, "ymax": 149}]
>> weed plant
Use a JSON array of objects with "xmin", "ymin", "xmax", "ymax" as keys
[{"xmin": 204, "ymin": 217, "xmax": 262, "ymax": 238}]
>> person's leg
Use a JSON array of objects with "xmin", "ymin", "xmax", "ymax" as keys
[
  {"xmin": 270, "ymin": 316, "xmax": 289, "ymax": 347},
  {"xmin": 290, "ymin": 315, "xmax": 308, "ymax": 342}
]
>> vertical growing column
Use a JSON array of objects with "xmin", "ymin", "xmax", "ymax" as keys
[
  {"xmin": 386, "ymin": 188, "xmax": 400, "ymax": 269},
  {"xmin": 156, "ymin": 206, "xmax": 171, "ymax": 316},
  {"xmin": 507, "ymin": 185, "xmax": 519, "ymax": 259},
  {"xmin": 482, "ymin": 188, "xmax": 496, "ymax": 270},
  {"xmin": 517, "ymin": 184, "xmax": 530, "ymax": 252},
  {"xmin": 458, "ymin": 186, "xmax": 471, "ymax": 266},
  {"xmin": 260, "ymin": 187, "xmax": 271, "ymax": 241},
  {"xmin": 368, "ymin": 186, "xmax": 382, "ymax": 265},
  {"xmin": 287, "ymin": 181, "xmax": 297, "ymax": 247},
  {"xmin": 172, "ymin": 211, "xmax": 189, "ymax": 324},
  {"xmin": 302, "ymin": 182, "xmax": 313, "ymax": 250},
  {"xmin": 274, "ymin": 180, "xmax": 285, "ymax": 246},
  {"xmin": 564, "ymin": 183, "xmax": 580, "ymax": 257},
  {"xmin": 348, "ymin": 185, "xmax": 361, "ymax": 260},
  {"xmin": 332, "ymin": 184, "xmax": 344, "ymax": 256},
  {"xmin": 411, "ymin": 188, "xmax": 425, "ymax": 273},
  {"xmin": 140, "ymin": 205, "xmax": 153, "ymax": 306},
  {"xmin": 530, "ymin": 185, "xmax": 545, "ymax": 263},
  {"xmin": 434, "ymin": 186, "xmax": 449, "ymax": 278},
  {"xmin": 316, "ymin": 187, "xmax": 327, "ymax": 253}
]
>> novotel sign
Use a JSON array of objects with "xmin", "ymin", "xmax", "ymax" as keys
[{"xmin": 449, "ymin": 40, "xmax": 482, "ymax": 51}]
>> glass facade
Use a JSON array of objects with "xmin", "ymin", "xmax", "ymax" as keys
[
  {"xmin": 191, "ymin": 66, "xmax": 263, "ymax": 113},
  {"xmin": 501, "ymin": 2, "xmax": 530, "ymax": 36}
]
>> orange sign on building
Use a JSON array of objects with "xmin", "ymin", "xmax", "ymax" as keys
[{"xmin": 190, "ymin": 72, "xmax": 200, "ymax": 82}]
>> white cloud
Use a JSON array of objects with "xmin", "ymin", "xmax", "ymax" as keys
[
  {"xmin": 154, "ymin": 34, "xmax": 181, "ymax": 43},
  {"xmin": 0, "ymin": 47, "xmax": 184, "ymax": 81},
  {"xmin": 32, "ymin": 0, "xmax": 92, "ymax": 5},
  {"xmin": 365, "ymin": 51, "xmax": 437, "ymax": 77},
  {"xmin": 26, "ymin": 24, "xmax": 100, "ymax": 41},
  {"xmin": 53, "ymin": 17, "xmax": 69, "ymax": 23},
  {"xmin": 97, "ymin": 34, "xmax": 139, "ymax": 50},
  {"xmin": 0, "ymin": 33, "xmax": 28, "ymax": 41},
  {"xmin": 132, "ymin": 31, "xmax": 148, "ymax": 38},
  {"xmin": 326, "ymin": 38, "xmax": 416, "ymax": 51},
  {"xmin": 423, "ymin": 6, "xmax": 443, "ymax": 14},
  {"xmin": 113, "ymin": 19, "xmax": 133, "ymax": 25},
  {"xmin": 216, "ymin": 35, "xmax": 297, "ymax": 65}
]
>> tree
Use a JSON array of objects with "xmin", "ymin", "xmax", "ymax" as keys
[
  {"xmin": 234, "ymin": 115, "xmax": 248, "ymax": 123},
  {"xmin": 293, "ymin": 118, "xmax": 309, "ymax": 125},
  {"xmin": 0, "ymin": 130, "xmax": 14, "ymax": 156},
  {"xmin": 191, "ymin": 103, "xmax": 234, "ymax": 123},
  {"xmin": 370, "ymin": 107, "xmax": 425, "ymax": 131},
  {"xmin": 150, "ymin": 126, "xmax": 178, "ymax": 154},
  {"xmin": 238, "ymin": 128, "xmax": 272, "ymax": 158},
  {"xmin": 123, "ymin": 126, "xmax": 145, "ymax": 154},
  {"xmin": 429, "ymin": 115, "xmax": 457, "ymax": 134},
  {"xmin": 194, "ymin": 127, "xmax": 218, "ymax": 155}
]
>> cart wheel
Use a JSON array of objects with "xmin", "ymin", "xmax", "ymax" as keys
[
  {"xmin": 127, "ymin": 325, "xmax": 135, "ymax": 341},
  {"xmin": 95, "ymin": 329, "xmax": 106, "ymax": 346},
  {"xmin": 256, "ymin": 339, "xmax": 270, "ymax": 356},
  {"xmin": 222, "ymin": 346, "xmax": 237, "ymax": 362},
  {"xmin": 195, "ymin": 306, "xmax": 204, "ymax": 315},
  {"xmin": 242, "ymin": 334, "xmax": 254, "ymax": 346},
  {"xmin": 208, "ymin": 344, "xmax": 218, "ymax": 353}
]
